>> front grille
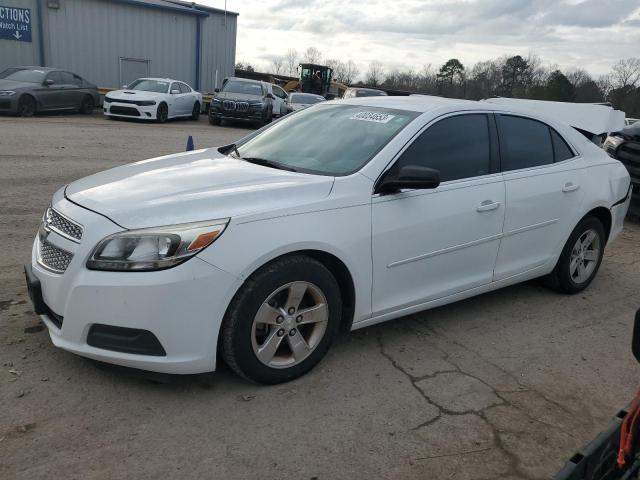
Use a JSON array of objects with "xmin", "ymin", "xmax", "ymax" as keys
[
  {"xmin": 105, "ymin": 97, "xmax": 153, "ymax": 106},
  {"xmin": 617, "ymin": 142, "xmax": 640, "ymax": 168},
  {"xmin": 39, "ymin": 240, "xmax": 74, "ymax": 273},
  {"xmin": 222, "ymin": 100, "xmax": 236, "ymax": 111},
  {"xmin": 0, "ymin": 100, "xmax": 10, "ymax": 109},
  {"xmin": 46, "ymin": 208, "xmax": 83, "ymax": 241},
  {"xmin": 236, "ymin": 102, "xmax": 249, "ymax": 112},
  {"xmin": 109, "ymin": 106, "xmax": 140, "ymax": 116}
]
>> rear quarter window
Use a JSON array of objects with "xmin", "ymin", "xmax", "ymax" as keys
[{"xmin": 498, "ymin": 115, "xmax": 554, "ymax": 171}]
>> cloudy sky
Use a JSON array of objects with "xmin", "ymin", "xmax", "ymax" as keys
[{"xmin": 200, "ymin": 0, "xmax": 639, "ymax": 78}]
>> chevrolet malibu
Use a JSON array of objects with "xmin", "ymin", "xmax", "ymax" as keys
[{"xmin": 26, "ymin": 96, "xmax": 631, "ymax": 384}]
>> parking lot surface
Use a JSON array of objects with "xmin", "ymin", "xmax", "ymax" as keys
[{"xmin": 1, "ymin": 113, "xmax": 639, "ymax": 479}]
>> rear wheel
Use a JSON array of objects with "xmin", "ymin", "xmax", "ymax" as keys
[
  {"xmin": 79, "ymin": 95, "xmax": 94, "ymax": 114},
  {"xmin": 156, "ymin": 102, "xmax": 168, "ymax": 123},
  {"xmin": 221, "ymin": 255, "xmax": 342, "ymax": 384},
  {"xmin": 191, "ymin": 102, "xmax": 201, "ymax": 120},
  {"xmin": 545, "ymin": 216, "xmax": 606, "ymax": 294},
  {"xmin": 17, "ymin": 95, "xmax": 36, "ymax": 117}
]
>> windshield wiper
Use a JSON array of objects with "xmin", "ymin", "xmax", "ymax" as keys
[
  {"xmin": 241, "ymin": 157, "xmax": 298, "ymax": 172},
  {"xmin": 218, "ymin": 143, "xmax": 241, "ymax": 158}
]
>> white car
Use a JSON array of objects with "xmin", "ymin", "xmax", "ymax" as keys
[
  {"xmin": 286, "ymin": 92, "xmax": 326, "ymax": 113},
  {"xmin": 103, "ymin": 78, "xmax": 203, "ymax": 123},
  {"xmin": 27, "ymin": 96, "xmax": 631, "ymax": 384}
]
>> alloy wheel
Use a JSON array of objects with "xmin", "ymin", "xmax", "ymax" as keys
[
  {"xmin": 569, "ymin": 228, "xmax": 601, "ymax": 284},
  {"xmin": 251, "ymin": 281, "xmax": 329, "ymax": 369}
]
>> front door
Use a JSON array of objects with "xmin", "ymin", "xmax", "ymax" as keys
[
  {"xmin": 38, "ymin": 71, "xmax": 66, "ymax": 109},
  {"xmin": 371, "ymin": 113, "xmax": 505, "ymax": 316}
]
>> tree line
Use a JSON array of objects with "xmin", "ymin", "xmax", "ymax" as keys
[{"xmin": 237, "ymin": 51, "xmax": 640, "ymax": 118}]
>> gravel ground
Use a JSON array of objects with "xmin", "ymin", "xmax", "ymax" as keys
[{"xmin": 1, "ymin": 112, "xmax": 639, "ymax": 480}]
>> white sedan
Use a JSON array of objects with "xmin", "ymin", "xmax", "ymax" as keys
[
  {"xmin": 103, "ymin": 78, "xmax": 202, "ymax": 123},
  {"xmin": 27, "ymin": 96, "xmax": 631, "ymax": 384}
]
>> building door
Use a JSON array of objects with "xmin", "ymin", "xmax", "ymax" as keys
[{"xmin": 119, "ymin": 58, "xmax": 150, "ymax": 87}]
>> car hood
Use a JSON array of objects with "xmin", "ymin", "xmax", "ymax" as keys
[
  {"xmin": 0, "ymin": 79, "xmax": 33, "ymax": 91},
  {"xmin": 215, "ymin": 91, "xmax": 263, "ymax": 102},
  {"xmin": 65, "ymin": 148, "xmax": 334, "ymax": 229},
  {"xmin": 107, "ymin": 89, "xmax": 163, "ymax": 101}
]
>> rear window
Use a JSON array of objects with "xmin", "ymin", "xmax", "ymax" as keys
[{"xmin": 355, "ymin": 90, "xmax": 387, "ymax": 97}]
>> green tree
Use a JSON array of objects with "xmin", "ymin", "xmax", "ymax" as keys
[
  {"xmin": 437, "ymin": 58, "xmax": 465, "ymax": 85},
  {"xmin": 545, "ymin": 70, "xmax": 575, "ymax": 101},
  {"xmin": 501, "ymin": 55, "xmax": 530, "ymax": 97}
]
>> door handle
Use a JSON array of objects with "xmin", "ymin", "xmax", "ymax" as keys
[
  {"xmin": 562, "ymin": 182, "xmax": 580, "ymax": 193},
  {"xmin": 476, "ymin": 200, "xmax": 500, "ymax": 212}
]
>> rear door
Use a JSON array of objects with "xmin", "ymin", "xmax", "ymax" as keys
[
  {"xmin": 371, "ymin": 113, "xmax": 505, "ymax": 316},
  {"xmin": 493, "ymin": 114, "xmax": 585, "ymax": 280},
  {"xmin": 59, "ymin": 71, "xmax": 83, "ymax": 108}
]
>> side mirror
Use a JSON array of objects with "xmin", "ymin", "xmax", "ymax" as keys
[
  {"xmin": 214, "ymin": 87, "xmax": 220, "ymax": 93},
  {"xmin": 632, "ymin": 309, "xmax": 640, "ymax": 363},
  {"xmin": 43, "ymin": 79, "xmax": 54, "ymax": 86},
  {"xmin": 266, "ymin": 93, "xmax": 275, "ymax": 100},
  {"xmin": 376, "ymin": 165, "xmax": 440, "ymax": 194},
  {"xmin": 122, "ymin": 84, "xmax": 128, "ymax": 89},
  {"xmin": 170, "ymin": 89, "xmax": 180, "ymax": 94}
]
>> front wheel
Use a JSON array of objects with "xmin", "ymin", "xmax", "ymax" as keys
[
  {"xmin": 17, "ymin": 95, "xmax": 36, "ymax": 117},
  {"xmin": 221, "ymin": 255, "xmax": 342, "ymax": 384},
  {"xmin": 191, "ymin": 102, "xmax": 200, "ymax": 120},
  {"xmin": 156, "ymin": 103, "xmax": 168, "ymax": 123},
  {"xmin": 545, "ymin": 216, "xmax": 606, "ymax": 294}
]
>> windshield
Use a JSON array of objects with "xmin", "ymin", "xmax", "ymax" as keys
[
  {"xmin": 236, "ymin": 104, "xmax": 419, "ymax": 175},
  {"xmin": 290, "ymin": 93, "xmax": 325, "ymax": 104},
  {"xmin": 0, "ymin": 68, "xmax": 47, "ymax": 83},
  {"xmin": 222, "ymin": 80, "xmax": 264, "ymax": 96},
  {"xmin": 127, "ymin": 79, "xmax": 169, "ymax": 93}
]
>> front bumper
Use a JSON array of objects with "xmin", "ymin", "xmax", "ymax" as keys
[
  {"xmin": 29, "ymin": 195, "xmax": 239, "ymax": 374},
  {"xmin": 103, "ymin": 101, "xmax": 157, "ymax": 120},
  {"xmin": 0, "ymin": 94, "xmax": 18, "ymax": 113}
]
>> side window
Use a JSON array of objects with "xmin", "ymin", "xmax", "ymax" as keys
[
  {"xmin": 72, "ymin": 74, "xmax": 84, "ymax": 86},
  {"xmin": 170, "ymin": 82, "xmax": 180, "ymax": 93},
  {"xmin": 273, "ymin": 86, "xmax": 286, "ymax": 99},
  {"xmin": 395, "ymin": 114, "xmax": 491, "ymax": 182},
  {"xmin": 499, "ymin": 115, "xmax": 554, "ymax": 171},
  {"xmin": 46, "ymin": 71, "xmax": 64, "ymax": 84},
  {"xmin": 60, "ymin": 72, "xmax": 77, "ymax": 85},
  {"xmin": 551, "ymin": 129, "xmax": 574, "ymax": 162},
  {"xmin": 179, "ymin": 83, "xmax": 191, "ymax": 93}
]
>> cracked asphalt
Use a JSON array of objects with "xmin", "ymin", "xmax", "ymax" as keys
[{"xmin": 1, "ymin": 113, "xmax": 640, "ymax": 479}]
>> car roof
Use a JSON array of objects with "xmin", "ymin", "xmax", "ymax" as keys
[
  {"xmin": 135, "ymin": 77, "xmax": 180, "ymax": 82},
  {"xmin": 226, "ymin": 76, "xmax": 263, "ymax": 84},
  {"xmin": 15, "ymin": 66, "xmax": 59, "ymax": 72}
]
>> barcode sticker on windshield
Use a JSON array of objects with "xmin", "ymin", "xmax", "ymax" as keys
[{"xmin": 350, "ymin": 111, "xmax": 395, "ymax": 123}]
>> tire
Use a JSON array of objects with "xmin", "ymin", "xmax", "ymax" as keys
[
  {"xmin": 17, "ymin": 95, "xmax": 36, "ymax": 117},
  {"xmin": 208, "ymin": 112, "xmax": 221, "ymax": 125},
  {"xmin": 544, "ymin": 216, "xmax": 606, "ymax": 294},
  {"xmin": 221, "ymin": 255, "xmax": 342, "ymax": 384},
  {"xmin": 156, "ymin": 102, "xmax": 168, "ymax": 123},
  {"xmin": 191, "ymin": 102, "xmax": 200, "ymax": 120},
  {"xmin": 79, "ymin": 95, "xmax": 94, "ymax": 114}
]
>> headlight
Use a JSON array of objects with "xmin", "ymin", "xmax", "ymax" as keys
[
  {"xmin": 211, "ymin": 97, "xmax": 221, "ymax": 103},
  {"xmin": 87, "ymin": 219, "xmax": 229, "ymax": 272},
  {"xmin": 136, "ymin": 100, "xmax": 156, "ymax": 106},
  {"xmin": 0, "ymin": 91, "xmax": 16, "ymax": 96},
  {"xmin": 104, "ymin": 96, "xmax": 113, "ymax": 103},
  {"xmin": 604, "ymin": 136, "xmax": 624, "ymax": 148}
]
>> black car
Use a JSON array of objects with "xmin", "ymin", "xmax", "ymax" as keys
[
  {"xmin": 0, "ymin": 66, "xmax": 99, "ymax": 117},
  {"xmin": 604, "ymin": 122, "xmax": 640, "ymax": 216},
  {"xmin": 208, "ymin": 77, "xmax": 274, "ymax": 128}
]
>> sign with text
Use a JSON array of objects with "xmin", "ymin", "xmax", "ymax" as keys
[{"xmin": 0, "ymin": 6, "xmax": 32, "ymax": 42}]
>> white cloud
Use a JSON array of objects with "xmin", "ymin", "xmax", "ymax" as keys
[{"xmin": 199, "ymin": 0, "xmax": 640, "ymax": 78}]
